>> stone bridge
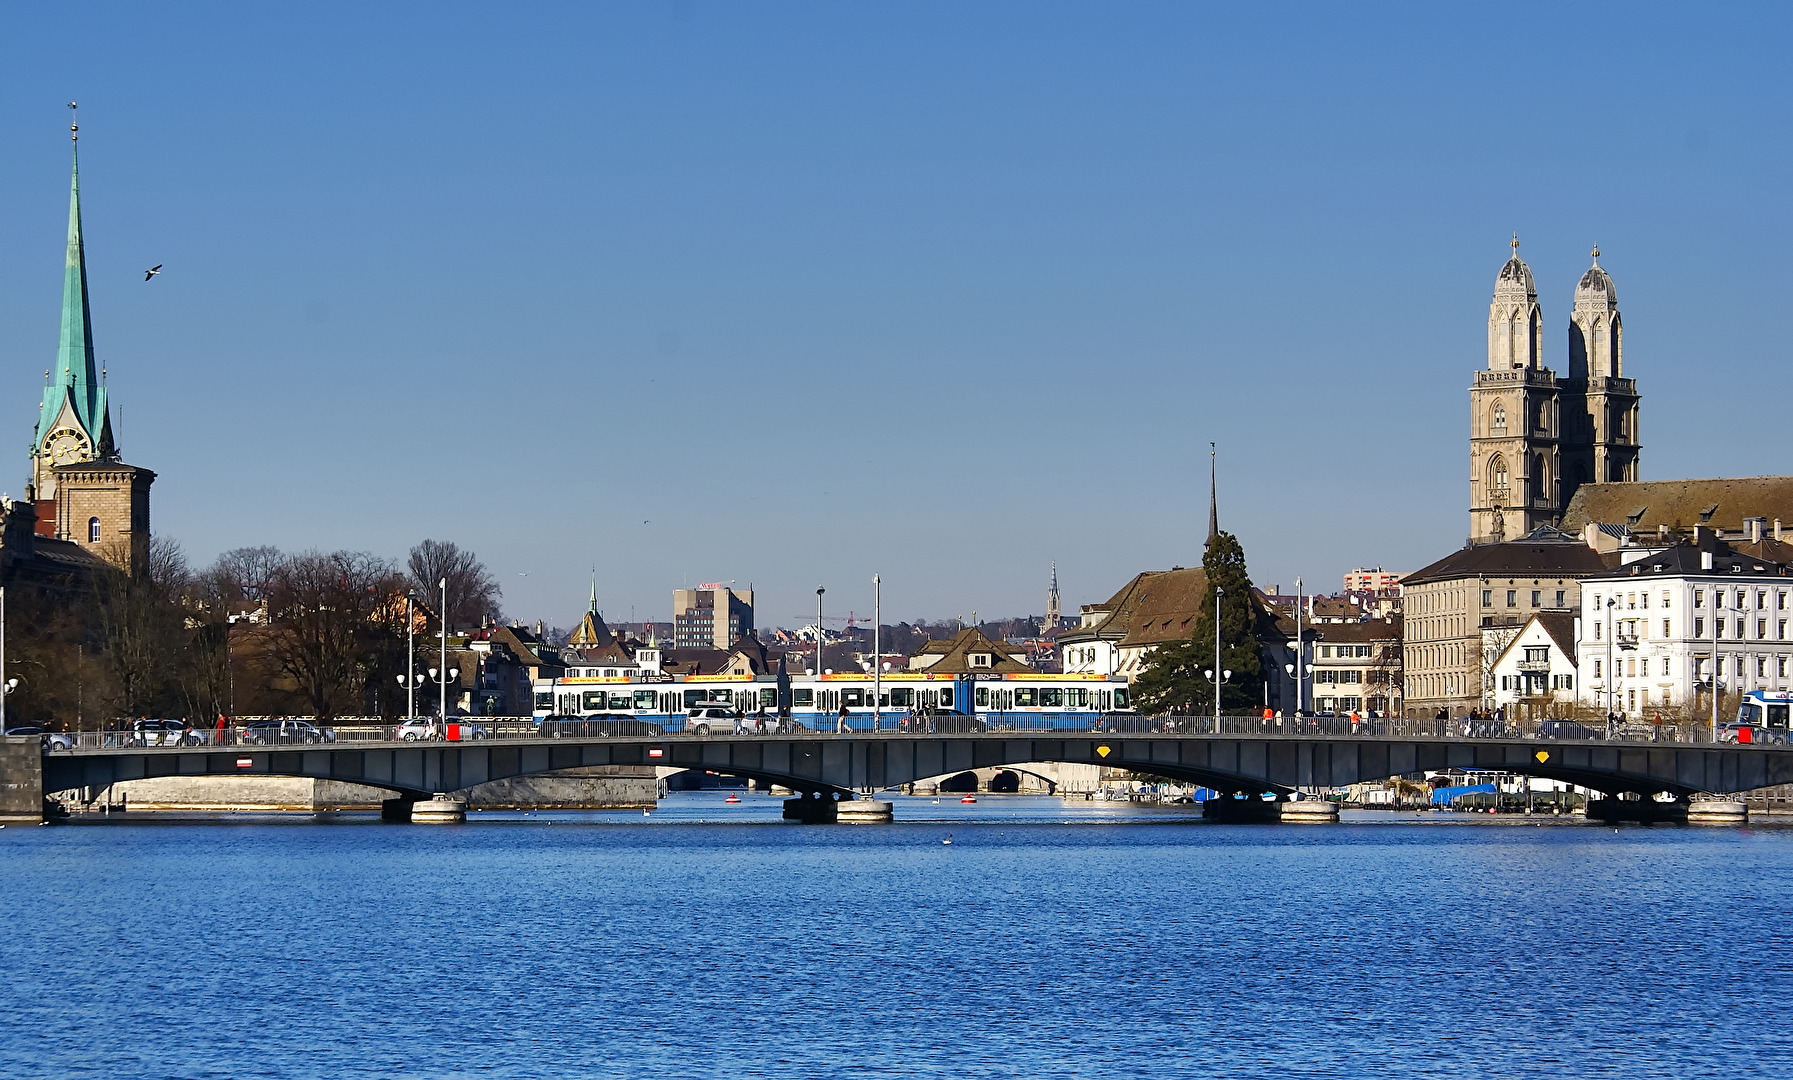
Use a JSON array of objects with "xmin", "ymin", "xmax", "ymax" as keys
[{"xmin": 6, "ymin": 732, "xmax": 1790, "ymax": 822}]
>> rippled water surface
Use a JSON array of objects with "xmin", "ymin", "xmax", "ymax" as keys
[{"xmin": 3, "ymin": 795, "xmax": 1791, "ymax": 1079}]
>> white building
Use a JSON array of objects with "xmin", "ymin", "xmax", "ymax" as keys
[
  {"xmin": 1487, "ymin": 613, "xmax": 1578, "ymax": 712},
  {"xmin": 1575, "ymin": 540, "xmax": 1793, "ymax": 718}
]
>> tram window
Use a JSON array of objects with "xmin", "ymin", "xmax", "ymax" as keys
[
  {"xmin": 1069, "ymin": 688, "xmax": 1088, "ymax": 707},
  {"xmin": 938, "ymin": 688, "xmax": 953, "ymax": 708},
  {"xmin": 975, "ymin": 687, "xmax": 989, "ymax": 708},
  {"xmin": 1039, "ymin": 688, "xmax": 1062, "ymax": 707},
  {"xmin": 890, "ymin": 688, "xmax": 914, "ymax": 707},
  {"xmin": 634, "ymin": 690, "xmax": 659, "ymax": 709},
  {"xmin": 760, "ymin": 688, "xmax": 777, "ymax": 708},
  {"xmin": 684, "ymin": 690, "xmax": 706, "ymax": 709},
  {"xmin": 1113, "ymin": 688, "xmax": 1130, "ymax": 708},
  {"xmin": 583, "ymin": 691, "xmax": 607, "ymax": 711},
  {"xmin": 534, "ymin": 692, "xmax": 554, "ymax": 711},
  {"xmin": 1771, "ymin": 705, "xmax": 1790, "ymax": 727},
  {"xmin": 843, "ymin": 688, "xmax": 865, "ymax": 707},
  {"xmin": 709, "ymin": 689, "xmax": 732, "ymax": 702},
  {"xmin": 793, "ymin": 689, "xmax": 814, "ymax": 707},
  {"xmin": 559, "ymin": 695, "xmax": 578, "ymax": 714},
  {"xmin": 611, "ymin": 693, "xmax": 634, "ymax": 709},
  {"xmin": 1013, "ymin": 688, "xmax": 1038, "ymax": 707}
]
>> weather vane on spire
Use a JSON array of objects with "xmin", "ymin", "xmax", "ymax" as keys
[
  {"xmin": 1591, "ymin": 244, "xmax": 1601, "ymax": 263},
  {"xmin": 1510, "ymin": 232, "xmax": 1520, "ymax": 254},
  {"xmin": 68, "ymin": 101, "xmax": 77, "ymax": 142}
]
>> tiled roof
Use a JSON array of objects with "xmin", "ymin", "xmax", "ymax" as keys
[
  {"xmin": 909, "ymin": 627, "xmax": 1033, "ymax": 674},
  {"xmin": 1534, "ymin": 612, "xmax": 1578, "ymax": 658},
  {"xmin": 1404, "ymin": 541, "xmax": 1609, "ymax": 586},
  {"xmin": 1561, "ymin": 476, "xmax": 1793, "ymax": 534}
]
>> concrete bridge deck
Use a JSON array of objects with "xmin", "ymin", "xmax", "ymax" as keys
[{"xmin": 9, "ymin": 731, "xmax": 1790, "ymax": 824}]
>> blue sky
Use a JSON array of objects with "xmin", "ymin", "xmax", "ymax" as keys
[{"xmin": 2, "ymin": 3, "xmax": 1788, "ymax": 628}]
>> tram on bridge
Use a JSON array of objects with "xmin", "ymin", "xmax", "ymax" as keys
[{"xmin": 531, "ymin": 670, "xmax": 1132, "ymax": 732}]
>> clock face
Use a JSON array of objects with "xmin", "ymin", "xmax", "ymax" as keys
[{"xmin": 45, "ymin": 428, "xmax": 88, "ymax": 466}]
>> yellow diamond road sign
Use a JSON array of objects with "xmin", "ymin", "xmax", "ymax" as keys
[
  {"xmin": 1097, "ymin": 745, "xmax": 1111, "ymax": 758},
  {"xmin": 1535, "ymin": 750, "xmax": 1549, "ymax": 763}
]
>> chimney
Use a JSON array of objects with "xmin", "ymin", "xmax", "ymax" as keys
[
  {"xmin": 1777, "ymin": 519, "xmax": 1785, "ymax": 543},
  {"xmin": 1694, "ymin": 525, "xmax": 1707, "ymax": 546},
  {"xmin": 1659, "ymin": 524, "xmax": 1669, "ymax": 542},
  {"xmin": 1702, "ymin": 551, "xmax": 1715, "ymax": 572},
  {"xmin": 1748, "ymin": 517, "xmax": 1766, "ymax": 544}
]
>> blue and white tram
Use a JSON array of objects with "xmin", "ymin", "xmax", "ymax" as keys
[{"xmin": 530, "ymin": 671, "xmax": 1132, "ymax": 733}]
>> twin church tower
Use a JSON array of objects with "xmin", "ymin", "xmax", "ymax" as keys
[{"xmin": 1468, "ymin": 237, "xmax": 1640, "ymax": 544}]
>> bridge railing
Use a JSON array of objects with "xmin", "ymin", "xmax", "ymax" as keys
[{"xmin": 31, "ymin": 713, "xmax": 1757, "ymax": 750}]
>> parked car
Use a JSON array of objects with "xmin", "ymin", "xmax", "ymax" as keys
[
  {"xmin": 240, "ymin": 719, "xmax": 333, "ymax": 746},
  {"xmin": 132, "ymin": 718, "xmax": 205, "ymax": 747},
  {"xmin": 684, "ymin": 707, "xmax": 740, "ymax": 736},
  {"xmin": 538, "ymin": 714, "xmax": 664, "ymax": 738},
  {"xmin": 5, "ymin": 726, "xmax": 75, "ymax": 751},
  {"xmin": 1719, "ymin": 721, "xmax": 1783, "ymax": 745},
  {"xmin": 394, "ymin": 718, "xmax": 438, "ymax": 742},
  {"xmin": 1535, "ymin": 719, "xmax": 1603, "ymax": 741}
]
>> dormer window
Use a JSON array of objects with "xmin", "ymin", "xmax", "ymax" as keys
[{"xmin": 968, "ymin": 652, "xmax": 991, "ymax": 668}]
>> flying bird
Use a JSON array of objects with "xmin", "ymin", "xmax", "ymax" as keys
[{"xmin": 144, "ymin": 265, "xmax": 162, "ymax": 281}]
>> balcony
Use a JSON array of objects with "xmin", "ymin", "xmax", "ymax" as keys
[
  {"xmin": 1516, "ymin": 659, "xmax": 1551, "ymax": 673},
  {"xmin": 1475, "ymin": 367, "xmax": 1557, "ymax": 389}
]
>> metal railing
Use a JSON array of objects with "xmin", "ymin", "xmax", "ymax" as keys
[{"xmin": 27, "ymin": 712, "xmax": 1771, "ymax": 751}]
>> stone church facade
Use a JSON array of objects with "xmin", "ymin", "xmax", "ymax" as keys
[{"xmin": 1469, "ymin": 238, "xmax": 1640, "ymax": 544}]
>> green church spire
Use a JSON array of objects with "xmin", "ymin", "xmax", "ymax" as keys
[{"xmin": 34, "ymin": 104, "xmax": 113, "ymax": 475}]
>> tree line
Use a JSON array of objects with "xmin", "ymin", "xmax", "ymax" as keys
[{"xmin": 5, "ymin": 538, "xmax": 501, "ymax": 727}]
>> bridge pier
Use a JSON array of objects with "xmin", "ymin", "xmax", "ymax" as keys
[
  {"xmin": 0, "ymin": 737, "xmax": 44, "ymax": 824},
  {"xmin": 381, "ymin": 796, "xmax": 418, "ymax": 822},
  {"xmin": 1583, "ymin": 797, "xmax": 1689, "ymax": 824},
  {"xmin": 782, "ymin": 792, "xmax": 889, "ymax": 823},
  {"xmin": 1201, "ymin": 796, "xmax": 1282, "ymax": 823}
]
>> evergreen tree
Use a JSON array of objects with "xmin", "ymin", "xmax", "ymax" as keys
[{"xmin": 1131, "ymin": 530, "xmax": 1265, "ymax": 715}]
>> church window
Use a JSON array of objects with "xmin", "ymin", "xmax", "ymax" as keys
[
  {"xmin": 87, "ymin": 516, "xmax": 100, "ymax": 543},
  {"xmin": 1491, "ymin": 404, "xmax": 1507, "ymax": 437},
  {"xmin": 1488, "ymin": 455, "xmax": 1509, "ymax": 498}
]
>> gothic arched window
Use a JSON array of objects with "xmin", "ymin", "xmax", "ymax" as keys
[
  {"xmin": 1534, "ymin": 454, "xmax": 1548, "ymax": 504},
  {"xmin": 1488, "ymin": 454, "xmax": 1509, "ymax": 499},
  {"xmin": 88, "ymin": 516, "xmax": 100, "ymax": 543},
  {"xmin": 1491, "ymin": 403, "xmax": 1507, "ymax": 437}
]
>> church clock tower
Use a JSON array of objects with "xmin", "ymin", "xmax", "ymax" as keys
[
  {"xmin": 25, "ymin": 108, "xmax": 153, "ymax": 571},
  {"xmin": 1469, "ymin": 236, "xmax": 1561, "ymax": 544}
]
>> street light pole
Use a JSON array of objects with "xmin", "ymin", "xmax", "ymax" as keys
[
  {"xmin": 440, "ymin": 577, "xmax": 449, "ymax": 726},
  {"xmin": 1, "ymin": 586, "xmax": 7, "ymax": 732},
  {"xmin": 1613, "ymin": 588, "xmax": 1628, "ymax": 731},
  {"xmin": 1214, "ymin": 586, "xmax": 1226, "ymax": 733},
  {"xmin": 1712, "ymin": 586, "xmax": 1722, "ymax": 741},
  {"xmin": 406, "ymin": 593, "xmax": 416, "ymax": 720},
  {"xmin": 872, "ymin": 573, "xmax": 881, "ymax": 731},
  {"xmin": 1293, "ymin": 576, "xmax": 1304, "ymax": 716}
]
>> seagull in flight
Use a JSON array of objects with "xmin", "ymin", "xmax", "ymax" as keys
[{"xmin": 144, "ymin": 265, "xmax": 162, "ymax": 281}]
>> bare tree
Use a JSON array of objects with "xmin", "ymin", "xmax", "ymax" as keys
[
  {"xmin": 264, "ymin": 550, "xmax": 407, "ymax": 719},
  {"xmin": 207, "ymin": 545, "xmax": 284, "ymax": 605},
  {"xmin": 407, "ymin": 539, "xmax": 502, "ymax": 627},
  {"xmin": 92, "ymin": 535, "xmax": 189, "ymax": 717}
]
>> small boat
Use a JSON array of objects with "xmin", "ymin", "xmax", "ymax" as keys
[
  {"xmin": 724, "ymin": 794, "xmax": 742, "ymax": 804},
  {"xmin": 960, "ymin": 796, "xmax": 977, "ymax": 804}
]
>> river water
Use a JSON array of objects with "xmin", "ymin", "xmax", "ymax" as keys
[{"xmin": 3, "ymin": 794, "xmax": 1790, "ymax": 1079}]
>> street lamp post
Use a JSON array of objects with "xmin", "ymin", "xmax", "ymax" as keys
[
  {"xmin": 1712, "ymin": 586, "xmax": 1722, "ymax": 741},
  {"xmin": 405, "ymin": 593, "xmax": 417, "ymax": 719},
  {"xmin": 872, "ymin": 574, "xmax": 881, "ymax": 731},
  {"xmin": 1293, "ymin": 576, "xmax": 1304, "ymax": 715},
  {"xmin": 1214, "ymin": 586, "xmax": 1226, "ymax": 732},
  {"xmin": 1, "ymin": 585, "xmax": 7, "ymax": 732},
  {"xmin": 1605, "ymin": 596, "xmax": 1616, "ymax": 734}
]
